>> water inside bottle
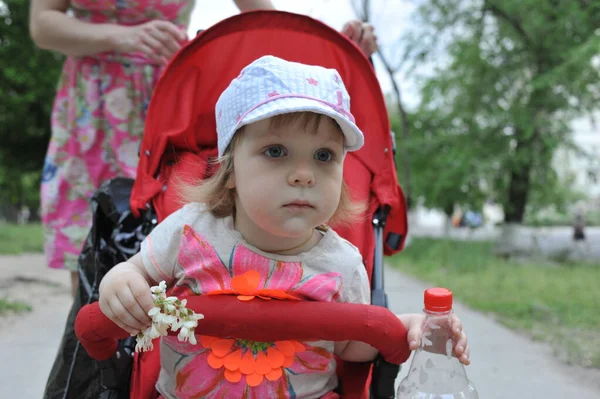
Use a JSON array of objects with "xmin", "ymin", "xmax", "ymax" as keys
[{"xmin": 397, "ymin": 349, "xmax": 479, "ymax": 398}]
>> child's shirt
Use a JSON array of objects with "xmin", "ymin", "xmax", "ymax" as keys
[{"xmin": 139, "ymin": 202, "xmax": 371, "ymax": 399}]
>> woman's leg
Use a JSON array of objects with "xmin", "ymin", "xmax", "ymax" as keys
[{"xmin": 70, "ymin": 271, "xmax": 79, "ymax": 299}]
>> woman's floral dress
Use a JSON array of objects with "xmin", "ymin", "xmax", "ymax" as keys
[{"xmin": 41, "ymin": 0, "xmax": 194, "ymax": 270}]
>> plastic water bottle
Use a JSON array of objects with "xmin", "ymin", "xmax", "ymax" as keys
[{"xmin": 397, "ymin": 288, "xmax": 478, "ymax": 398}]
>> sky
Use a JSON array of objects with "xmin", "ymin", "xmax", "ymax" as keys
[{"xmin": 185, "ymin": 0, "xmax": 419, "ymax": 105}]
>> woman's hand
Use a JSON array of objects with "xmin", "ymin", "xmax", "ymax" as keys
[
  {"xmin": 113, "ymin": 20, "xmax": 188, "ymax": 65},
  {"xmin": 29, "ymin": 0, "xmax": 187, "ymax": 59},
  {"xmin": 341, "ymin": 20, "xmax": 378, "ymax": 57},
  {"xmin": 400, "ymin": 313, "xmax": 471, "ymax": 365}
]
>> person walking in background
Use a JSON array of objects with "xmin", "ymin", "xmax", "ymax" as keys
[
  {"xmin": 573, "ymin": 205, "xmax": 586, "ymax": 241},
  {"xmin": 571, "ymin": 202, "xmax": 589, "ymax": 260}
]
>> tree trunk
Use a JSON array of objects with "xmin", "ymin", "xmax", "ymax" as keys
[
  {"xmin": 504, "ymin": 137, "xmax": 533, "ymax": 223},
  {"xmin": 495, "ymin": 127, "xmax": 536, "ymax": 257}
]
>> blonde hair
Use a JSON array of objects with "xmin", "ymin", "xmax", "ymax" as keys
[{"xmin": 178, "ymin": 112, "xmax": 365, "ymax": 226}]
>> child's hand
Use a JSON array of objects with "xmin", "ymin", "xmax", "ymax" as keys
[
  {"xmin": 400, "ymin": 313, "xmax": 471, "ymax": 365},
  {"xmin": 99, "ymin": 263, "xmax": 155, "ymax": 335}
]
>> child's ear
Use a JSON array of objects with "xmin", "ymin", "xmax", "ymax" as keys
[{"xmin": 226, "ymin": 173, "xmax": 235, "ymax": 189}]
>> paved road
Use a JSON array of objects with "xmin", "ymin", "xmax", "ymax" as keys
[
  {"xmin": 0, "ymin": 255, "xmax": 72, "ymax": 399},
  {"xmin": 1, "ymin": 254, "xmax": 599, "ymax": 398}
]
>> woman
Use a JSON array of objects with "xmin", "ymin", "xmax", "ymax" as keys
[{"xmin": 30, "ymin": 0, "xmax": 378, "ymax": 299}]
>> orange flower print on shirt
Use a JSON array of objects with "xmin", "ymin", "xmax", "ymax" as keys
[
  {"xmin": 169, "ymin": 335, "xmax": 333, "ymax": 398},
  {"xmin": 208, "ymin": 270, "xmax": 300, "ymax": 301},
  {"xmin": 201, "ymin": 336, "xmax": 306, "ymax": 386}
]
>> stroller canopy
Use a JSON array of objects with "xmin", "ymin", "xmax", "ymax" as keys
[{"xmin": 131, "ymin": 10, "xmax": 404, "ymax": 216}]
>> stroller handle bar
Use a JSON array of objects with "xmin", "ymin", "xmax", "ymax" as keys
[{"xmin": 75, "ymin": 295, "xmax": 411, "ymax": 365}]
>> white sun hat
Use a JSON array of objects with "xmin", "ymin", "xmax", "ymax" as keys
[{"xmin": 215, "ymin": 55, "xmax": 364, "ymax": 157}]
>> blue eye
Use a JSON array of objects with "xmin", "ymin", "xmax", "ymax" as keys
[
  {"xmin": 315, "ymin": 149, "xmax": 334, "ymax": 162},
  {"xmin": 264, "ymin": 145, "xmax": 287, "ymax": 158}
]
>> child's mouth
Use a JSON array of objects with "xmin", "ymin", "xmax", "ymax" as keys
[{"xmin": 284, "ymin": 201, "xmax": 314, "ymax": 209}]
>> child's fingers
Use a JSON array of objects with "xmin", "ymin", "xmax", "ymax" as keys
[
  {"xmin": 453, "ymin": 330, "xmax": 470, "ymax": 365},
  {"xmin": 104, "ymin": 299, "xmax": 143, "ymax": 335},
  {"xmin": 449, "ymin": 314, "xmax": 463, "ymax": 335},
  {"xmin": 453, "ymin": 324, "xmax": 467, "ymax": 349},
  {"xmin": 460, "ymin": 346, "xmax": 471, "ymax": 365},
  {"xmin": 116, "ymin": 287, "xmax": 152, "ymax": 327},
  {"xmin": 128, "ymin": 278, "xmax": 155, "ymax": 315},
  {"xmin": 407, "ymin": 330, "xmax": 421, "ymax": 350},
  {"xmin": 108, "ymin": 296, "xmax": 148, "ymax": 334},
  {"xmin": 406, "ymin": 317, "xmax": 423, "ymax": 350}
]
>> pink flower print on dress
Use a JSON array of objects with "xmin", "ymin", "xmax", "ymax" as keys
[{"xmin": 306, "ymin": 77, "xmax": 319, "ymax": 86}]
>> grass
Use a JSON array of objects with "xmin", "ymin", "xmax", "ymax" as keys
[
  {"xmin": 389, "ymin": 238, "xmax": 600, "ymax": 368},
  {"xmin": 0, "ymin": 223, "xmax": 44, "ymax": 254},
  {"xmin": 0, "ymin": 298, "xmax": 32, "ymax": 315}
]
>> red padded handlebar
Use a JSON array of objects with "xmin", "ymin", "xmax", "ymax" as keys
[{"xmin": 75, "ymin": 296, "xmax": 411, "ymax": 365}]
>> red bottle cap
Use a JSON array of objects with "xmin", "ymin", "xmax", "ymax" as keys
[{"xmin": 424, "ymin": 287, "xmax": 453, "ymax": 312}]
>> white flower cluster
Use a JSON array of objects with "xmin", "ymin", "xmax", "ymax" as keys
[{"xmin": 134, "ymin": 281, "xmax": 204, "ymax": 352}]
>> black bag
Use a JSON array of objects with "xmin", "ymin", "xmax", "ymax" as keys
[{"xmin": 43, "ymin": 178, "xmax": 156, "ymax": 399}]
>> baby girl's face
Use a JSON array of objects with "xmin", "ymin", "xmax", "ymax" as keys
[{"xmin": 231, "ymin": 115, "xmax": 345, "ymax": 243}]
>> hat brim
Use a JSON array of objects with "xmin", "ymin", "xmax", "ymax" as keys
[{"xmin": 232, "ymin": 97, "xmax": 364, "ymax": 152}]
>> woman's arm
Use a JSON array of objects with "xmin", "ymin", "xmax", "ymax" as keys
[
  {"xmin": 29, "ymin": 0, "xmax": 186, "ymax": 62},
  {"xmin": 233, "ymin": 0, "xmax": 276, "ymax": 12},
  {"xmin": 29, "ymin": 0, "xmax": 126, "ymax": 56}
]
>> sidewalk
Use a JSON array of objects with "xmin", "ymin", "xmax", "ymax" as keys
[
  {"xmin": 0, "ymin": 254, "xmax": 72, "ymax": 399},
  {"xmin": 1, "ymin": 254, "xmax": 599, "ymax": 398}
]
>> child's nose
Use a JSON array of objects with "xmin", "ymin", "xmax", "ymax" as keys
[{"xmin": 288, "ymin": 164, "xmax": 315, "ymax": 187}]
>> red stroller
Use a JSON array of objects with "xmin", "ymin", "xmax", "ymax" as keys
[{"xmin": 74, "ymin": 10, "xmax": 409, "ymax": 399}]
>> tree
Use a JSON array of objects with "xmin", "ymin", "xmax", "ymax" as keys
[
  {"xmin": 0, "ymin": 0, "xmax": 63, "ymax": 211},
  {"xmin": 403, "ymin": 0, "xmax": 600, "ymax": 223},
  {"xmin": 390, "ymin": 111, "xmax": 488, "ymax": 218}
]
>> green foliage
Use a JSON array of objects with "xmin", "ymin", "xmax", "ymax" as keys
[
  {"xmin": 393, "ymin": 237, "xmax": 600, "ymax": 328},
  {"xmin": 0, "ymin": 222, "xmax": 44, "ymax": 254},
  {"xmin": 524, "ymin": 208, "xmax": 600, "ymax": 227},
  {"xmin": 0, "ymin": 0, "xmax": 63, "ymax": 208},
  {"xmin": 399, "ymin": 0, "xmax": 600, "ymax": 221},
  {"xmin": 391, "ymin": 113, "xmax": 488, "ymax": 214},
  {"xmin": 0, "ymin": 298, "xmax": 32, "ymax": 315}
]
